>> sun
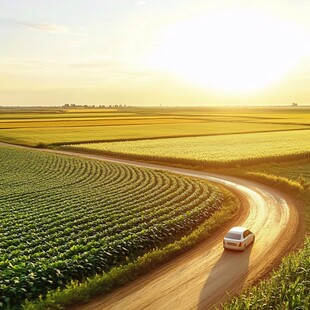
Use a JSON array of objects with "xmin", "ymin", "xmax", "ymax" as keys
[{"xmin": 147, "ymin": 9, "xmax": 305, "ymax": 95}]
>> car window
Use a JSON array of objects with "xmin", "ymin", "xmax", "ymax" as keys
[
  {"xmin": 225, "ymin": 232, "xmax": 241, "ymax": 240},
  {"xmin": 244, "ymin": 230, "xmax": 251, "ymax": 238}
]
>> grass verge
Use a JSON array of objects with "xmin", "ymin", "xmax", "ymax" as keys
[{"xmin": 22, "ymin": 190, "xmax": 238, "ymax": 310}]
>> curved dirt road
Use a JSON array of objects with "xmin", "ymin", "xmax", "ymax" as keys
[
  {"xmin": 0, "ymin": 144, "xmax": 301, "ymax": 309},
  {"xmin": 50, "ymin": 150, "xmax": 300, "ymax": 310}
]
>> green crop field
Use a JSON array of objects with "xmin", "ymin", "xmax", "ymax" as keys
[
  {"xmin": 65, "ymin": 129, "xmax": 310, "ymax": 167},
  {"xmin": 0, "ymin": 145, "xmax": 226, "ymax": 309}
]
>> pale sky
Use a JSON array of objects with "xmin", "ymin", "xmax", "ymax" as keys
[{"xmin": 1, "ymin": 0, "xmax": 310, "ymax": 106}]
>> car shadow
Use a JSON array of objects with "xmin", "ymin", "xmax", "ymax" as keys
[{"xmin": 197, "ymin": 243, "xmax": 253, "ymax": 310}]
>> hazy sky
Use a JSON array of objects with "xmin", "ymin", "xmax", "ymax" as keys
[{"xmin": 1, "ymin": 0, "xmax": 310, "ymax": 106}]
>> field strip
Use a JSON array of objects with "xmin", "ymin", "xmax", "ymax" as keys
[
  {"xmin": 60, "ymin": 129, "xmax": 310, "ymax": 168},
  {"xmin": 50, "ymin": 127, "xmax": 310, "ymax": 146},
  {"xmin": 0, "ymin": 142, "xmax": 302, "ymax": 309}
]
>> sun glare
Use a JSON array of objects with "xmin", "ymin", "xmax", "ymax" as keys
[{"xmin": 147, "ymin": 9, "xmax": 305, "ymax": 95}]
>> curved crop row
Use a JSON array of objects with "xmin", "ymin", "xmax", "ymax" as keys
[{"xmin": 0, "ymin": 146, "xmax": 225, "ymax": 309}]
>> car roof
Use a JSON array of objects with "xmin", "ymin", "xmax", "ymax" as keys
[{"xmin": 228, "ymin": 226, "xmax": 247, "ymax": 233}]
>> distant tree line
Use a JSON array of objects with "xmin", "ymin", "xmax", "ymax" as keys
[{"xmin": 62, "ymin": 104, "xmax": 127, "ymax": 108}]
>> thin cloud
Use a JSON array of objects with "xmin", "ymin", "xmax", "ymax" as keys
[
  {"xmin": 23, "ymin": 22, "xmax": 69, "ymax": 33},
  {"xmin": 1, "ymin": 19, "xmax": 82, "ymax": 35}
]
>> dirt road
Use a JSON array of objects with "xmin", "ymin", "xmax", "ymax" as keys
[
  {"xmin": 62, "ymin": 152, "xmax": 301, "ymax": 310},
  {"xmin": 0, "ymin": 143, "xmax": 302, "ymax": 309}
]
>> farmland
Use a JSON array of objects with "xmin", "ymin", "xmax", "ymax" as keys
[
  {"xmin": 0, "ymin": 145, "xmax": 228, "ymax": 309},
  {"xmin": 0, "ymin": 106, "xmax": 309, "ymax": 309},
  {"xmin": 0, "ymin": 107, "xmax": 309, "ymax": 147}
]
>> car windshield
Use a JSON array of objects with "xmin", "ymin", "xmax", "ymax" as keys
[{"xmin": 225, "ymin": 232, "xmax": 241, "ymax": 240}]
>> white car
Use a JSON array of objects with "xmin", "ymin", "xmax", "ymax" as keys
[{"xmin": 223, "ymin": 226, "xmax": 255, "ymax": 251}]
